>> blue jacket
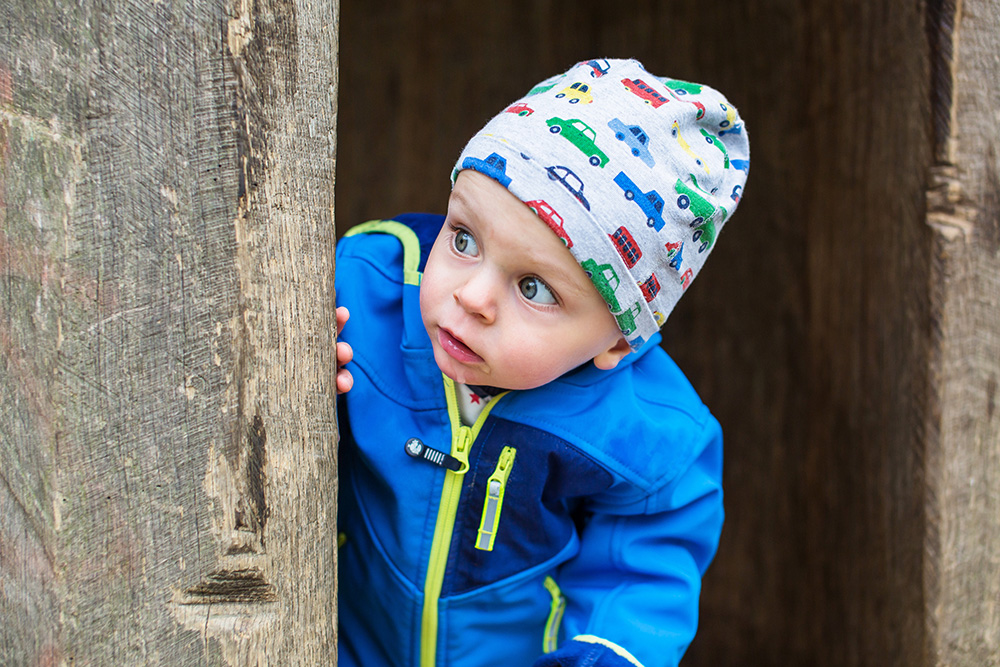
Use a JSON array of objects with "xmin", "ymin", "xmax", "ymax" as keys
[{"xmin": 336, "ymin": 214, "xmax": 724, "ymax": 667}]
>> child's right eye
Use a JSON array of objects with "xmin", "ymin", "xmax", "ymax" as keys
[
  {"xmin": 519, "ymin": 277, "xmax": 557, "ymax": 305},
  {"xmin": 453, "ymin": 229, "xmax": 480, "ymax": 256}
]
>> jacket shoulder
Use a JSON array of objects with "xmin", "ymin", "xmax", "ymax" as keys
[
  {"xmin": 339, "ymin": 213, "xmax": 443, "ymax": 281},
  {"xmin": 496, "ymin": 344, "xmax": 718, "ymax": 506},
  {"xmin": 335, "ymin": 214, "xmax": 444, "ymax": 402}
]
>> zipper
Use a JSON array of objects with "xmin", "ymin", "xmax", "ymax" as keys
[
  {"xmin": 475, "ymin": 446, "xmax": 517, "ymax": 551},
  {"xmin": 542, "ymin": 576, "xmax": 566, "ymax": 654},
  {"xmin": 420, "ymin": 375, "xmax": 506, "ymax": 667}
]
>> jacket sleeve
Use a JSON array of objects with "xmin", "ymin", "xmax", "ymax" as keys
[{"xmin": 532, "ymin": 416, "xmax": 724, "ymax": 667}]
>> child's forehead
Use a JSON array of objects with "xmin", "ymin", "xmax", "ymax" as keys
[
  {"xmin": 448, "ymin": 173, "xmax": 587, "ymax": 282},
  {"xmin": 450, "ymin": 174, "xmax": 560, "ymax": 251}
]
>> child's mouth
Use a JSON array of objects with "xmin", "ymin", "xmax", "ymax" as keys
[{"xmin": 438, "ymin": 328, "xmax": 484, "ymax": 364}]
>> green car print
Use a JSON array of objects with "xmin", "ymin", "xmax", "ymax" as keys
[
  {"xmin": 691, "ymin": 220, "xmax": 716, "ymax": 253},
  {"xmin": 581, "ymin": 258, "xmax": 621, "ymax": 312},
  {"xmin": 699, "ymin": 129, "xmax": 730, "ymax": 169},
  {"xmin": 675, "ymin": 177, "xmax": 725, "ymax": 253},
  {"xmin": 674, "ymin": 178, "xmax": 716, "ymax": 225},
  {"xmin": 546, "ymin": 117, "xmax": 609, "ymax": 167},
  {"xmin": 615, "ymin": 302, "xmax": 643, "ymax": 336},
  {"xmin": 663, "ymin": 79, "xmax": 703, "ymax": 96},
  {"xmin": 528, "ymin": 73, "xmax": 565, "ymax": 97}
]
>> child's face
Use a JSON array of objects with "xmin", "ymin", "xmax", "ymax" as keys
[{"xmin": 420, "ymin": 170, "xmax": 630, "ymax": 390}]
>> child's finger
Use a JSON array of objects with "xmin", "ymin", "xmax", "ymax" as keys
[
  {"xmin": 337, "ymin": 341, "xmax": 353, "ymax": 366},
  {"xmin": 336, "ymin": 367, "xmax": 354, "ymax": 394},
  {"xmin": 336, "ymin": 339, "xmax": 354, "ymax": 394},
  {"xmin": 336, "ymin": 306, "xmax": 350, "ymax": 335}
]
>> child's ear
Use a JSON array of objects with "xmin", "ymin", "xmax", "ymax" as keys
[{"xmin": 593, "ymin": 336, "xmax": 632, "ymax": 371}]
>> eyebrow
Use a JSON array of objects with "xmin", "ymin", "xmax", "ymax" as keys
[
  {"xmin": 545, "ymin": 264, "xmax": 593, "ymax": 302},
  {"xmin": 518, "ymin": 247, "xmax": 591, "ymax": 302},
  {"xmin": 449, "ymin": 180, "xmax": 591, "ymax": 302},
  {"xmin": 447, "ymin": 186, "xmax": 475, "ymax": 221}
]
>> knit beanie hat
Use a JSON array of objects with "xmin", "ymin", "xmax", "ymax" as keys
[{"xmin": 453, "ymin": 58, "xmax": 750, "ymax": 350}]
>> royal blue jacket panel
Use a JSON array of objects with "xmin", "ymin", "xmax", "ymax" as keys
[{"xmin": 336, "ymin": 214, "xmax": 724, "ymax": 667}]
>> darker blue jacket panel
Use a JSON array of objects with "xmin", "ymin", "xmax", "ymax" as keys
[{"xmin": 336, "ymin": 215, "xmax": 724, "ymax": 667}]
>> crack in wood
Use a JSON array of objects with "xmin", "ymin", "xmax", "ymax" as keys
[
  {"xmin": 178, "ymin": 568, "xmax": 277, "ymax": 604},
  {"xmin": 239, "ymin": 414, "xmax": 269, "ymax": 545}
]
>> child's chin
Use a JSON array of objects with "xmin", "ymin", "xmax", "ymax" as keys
[{"xmin": 433, "ymin": 354, "xmax": 480, "ymax": 386}]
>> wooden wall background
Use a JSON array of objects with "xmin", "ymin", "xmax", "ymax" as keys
[{"xmin": 337, "ymin": 1, "xmax": 999, "ymax": 665}]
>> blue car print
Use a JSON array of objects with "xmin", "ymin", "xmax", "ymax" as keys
[
  {"xmin": 608, "ymin": 118, "xmax": 655, "ymax": 168},
  {"xmin": 462, "ymin": 152, "xmax": 512, "ymax": 188},
  {"xmin": 582, "ymin": 58, "xmax": 611, "ymax": 78},
  {"xmin": 614, "ymin": 171, "xmax": 666, "ymax": 231},
  {"xmin": 719, "ymin": 122, "xmax": 743, "ymax": 137},
  {"xmin": 546, "ymin": 165, "xmax": 591, "ymax": 211}
]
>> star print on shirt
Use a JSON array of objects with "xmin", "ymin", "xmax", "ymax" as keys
[{"xmin": 469, "ymin": 392, "xmax": 481, "ymax": 404}]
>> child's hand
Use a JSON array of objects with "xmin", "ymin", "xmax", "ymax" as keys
[{"xmin": 336, "ymin": 306, "xmax": 354, "ymax": 394}]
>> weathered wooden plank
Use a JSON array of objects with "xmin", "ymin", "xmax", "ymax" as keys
[
  {"xmin": 923, "ymin": 0, "xmax": 1000, "ymax": 662},
  {"xmin": 1, "ymin": 26, "xmax": 87, "ymax": 660},
  {"xmin": 1, "ymin": 0, "xmax": 339, "ymax": 663},
  {"xmin": 0, "ymin": 476, "xmax": 61, "ymax": 665}
]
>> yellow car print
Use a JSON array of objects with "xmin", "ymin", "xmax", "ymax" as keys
[
  {"xmin": 671, "ymin": 121, "xmax": 710, "ymax": 174},
  {"xmin": 555, "ymin": 81, "xmax": 594, "ymax": 104}
]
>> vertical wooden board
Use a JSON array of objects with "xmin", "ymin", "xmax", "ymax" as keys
[
  {"xmin": 0, "ymin": 2, "xmax": 95, "ymax": 663},
  {"xmin": 53, "ymin": 3, "xmax": 240, "ymax": 660},
  {"xmin": 0, "ymin": 121, "xmax": 82, "ymax": 664},
  {"xmin": 670, "ymin": 2, "xmax": 934, "ymax": 664},
  {"xmin": 1, "ymin": 0, "xmax": 339, "ymax": 663},
  {"xmin": 172, "ymin": 0, "xmax": 342, "ymax": 660},
  {"xmin": 0, "ymin": 479, "xmax": 61, "ymax": 664},
  {"xmin": 924, "ymin": 0, "xmax": 1000, "ymax": 662}
]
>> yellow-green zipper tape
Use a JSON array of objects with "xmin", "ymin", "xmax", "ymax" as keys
[{"xmin": 420, "ymin": 375, "xmax": 507, "ymax": 667}]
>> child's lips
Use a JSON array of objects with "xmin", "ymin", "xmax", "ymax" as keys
[{"xmin": 438, "ymin": 328, "xmax": 484, "ymax": 364}]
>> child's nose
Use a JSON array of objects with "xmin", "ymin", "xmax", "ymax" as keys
[{"xmin": 454, "ymin": 272, "xmax": 497, "ymax": 323}]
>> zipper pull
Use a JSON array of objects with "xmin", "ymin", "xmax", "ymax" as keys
[
  {"xmin": 475, "ymin": 446, "xmax": 517, "ymax": 551},
  {"xmin": 405, "ymin": 437, "xmax": 463, "ymax": 471},
  {"xmin": 455, "ymin": 426, "xmax": 473, "ymax": 455},
  {"xmin": 542, "ymin": 576, "xmax": 566, "ymax": 653}
]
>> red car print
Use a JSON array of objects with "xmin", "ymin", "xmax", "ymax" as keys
[
  {"xmin": 622, "ymin": 78, "xmax": 669, "ymax": 108},
  {"xmin": 665, "ymin": 240, "xmax": 684, "ymax": 271},
  {"xmin": 610, "ymin": 226, "xmax": 641, "ymax": 268},
  {"xmin": 666, "ymin": 89, "xmax": 706, "ymax": 119},
  {"xmin": 505, "ymin": 102, "xmax": 534, "ymax": 117},
  {"xmin": 680, "ymin": 268, "xmax": 694, "ymax": 290},
  {"xmin": 639, "ymin": 274, "xmax": 660, "ymax": 302},
  {"xmin": 526, "ymin": 200, "xmax": 572, "ymax": 247}
]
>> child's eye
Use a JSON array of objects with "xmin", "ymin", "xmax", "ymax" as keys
[
  {"xmin": 519, "ymin": 277, "xmax": 557, "ymax": 304},
  {"xmin": 453, "ymin": 229, "xmax": 479, "ymax": 256}
]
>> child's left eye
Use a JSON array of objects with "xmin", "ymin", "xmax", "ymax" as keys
[
  {"xmin": 453, "ymin": 229, "xmax": 480, "ymax": 256},
  {"xmin": 519, "ymin": 277, "xmax": 557, "ymax": 304}
]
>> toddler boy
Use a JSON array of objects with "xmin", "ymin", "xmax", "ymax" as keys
[{"xmin": 334, "ymin": 58, "xmax": 749, "ymax": 667}]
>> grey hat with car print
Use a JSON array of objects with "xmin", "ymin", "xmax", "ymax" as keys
[{"xmin": 454, "ymin": 58, "xmax": 750, "ymax": 350}]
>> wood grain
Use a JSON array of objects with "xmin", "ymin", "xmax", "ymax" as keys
[{"xmin": 1, "ymin": 0, "xmax": 340, "ymax": 663}]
